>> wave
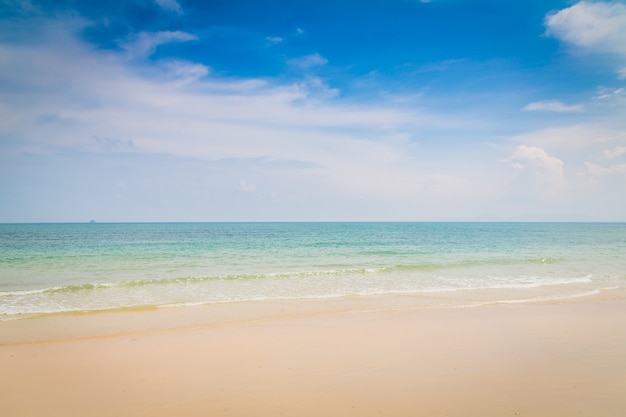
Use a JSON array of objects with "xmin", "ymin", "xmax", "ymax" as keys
[
  {"xmin": 0, "ymin": 259, "xmax": 602, "ymax": 298},
  {"xmin": 391, "ymin": 256, "xmax": 565, "ymax": 271},
  {"xmin": 0, "ymin": 267, "xmax": 389, "ymax": 296},
  {"xmin": 3, "ymin": 283, "xmax": 620, "ymax": 322},
  {"xmin": 1, "ymin": 264, "xmax": 620, "ymax": 319}
]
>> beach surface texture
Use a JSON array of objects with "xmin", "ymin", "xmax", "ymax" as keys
[{"xmin": 2, "ymin": 293, "xmax": 626, "ymax": 417}]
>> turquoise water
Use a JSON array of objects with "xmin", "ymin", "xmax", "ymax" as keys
[{"xmin": 1, "ymin": 222, "xmax": 625, "ymax": 318}]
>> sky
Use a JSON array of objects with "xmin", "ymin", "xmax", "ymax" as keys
[{"xmin": 0, "ymin": 0, "xmax": 625, "ymax": 222}]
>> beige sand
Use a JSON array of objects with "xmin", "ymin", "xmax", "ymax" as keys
[{"xmin": 1, "ymin": 293, "xmax": 626, "ymax": 417}]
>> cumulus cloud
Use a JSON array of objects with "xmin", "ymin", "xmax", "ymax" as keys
[
  {"xmin": 605, "ymin": 145, "xmax": 626, "ymax": 159},
  {"xmin": 508, "ymin": 145, "xmax": 565, "ymax": 185},
  {"xmin": 546, "ymin": 1, "xmax": 626, "ymax": 56},
  {"xmin": 287, "ymin": 53, "xmax": 328, "ymax": 68},
  {"xmin": 523, "ymin": 100, "xmax": 584, "ymax": 113},
  {"xmin": 508, "ymin": 125, "xmax": 626, "ymax": 188}
]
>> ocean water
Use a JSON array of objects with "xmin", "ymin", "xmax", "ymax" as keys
[{"xmin": 1, "ymin": 222, "xmax": 625, "ymax": 319}]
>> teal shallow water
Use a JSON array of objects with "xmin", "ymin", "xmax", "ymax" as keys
[{"xmin": 1, "ymin": 222, "xmax": 625, "ymax": 318}]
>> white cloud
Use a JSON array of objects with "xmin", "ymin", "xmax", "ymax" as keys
[
  {"xmin": 546, "ymin": 1, "xmax": 626, "ymax": 81},
  {"xmin": 546, "ymin": 1, "xmax": 626, "ymax": 56},
  {"xmin": 594, "ymin": 86, "xmax": 626, "ymax": 100},
  {"xmin": 507, "ymin": 145, "xmax": 564, "ymax": 185},
  {"xmin": 2, "ymin": 14, "xmax": 625, "ymax": 221},
  {"xmin": 155, "ymin": 0, "xmax": 182, "ymax": 14},
  {"xmin": 523, "ymin": 100, "xmax": 584, "ymax": 113},
  {"xmin": 239, "ymin": 180, "xmax": 256, "ymax": 192},
  {"xmin": 508, "ymin": 125, "xmax": 626, "ymax": 184},
  {"xmin": 157, "ymin": 60, "xmax": 210, "ymax": 84},
  {"xmin": 509, "ymin": 124, "xmax": 619, "ymax": 152},
  {"xmin": 266, "ymin": 36, "xmax": 283, "ymax": 44},
  {"xmin": 121, "ymin": 31, "xmax": 197, "ymax": 58},
  {"xmin": 296, "ymin": 76, "xmax": 339, "ymax": 99},
  {"xmin": 288, "ymin": 53, "xmax": 328, "ymax": 68},
  {"xmin": 0, "ymin": 20, "xmax": 451, "ymax": 199},
  {"xmin": 604, "ymin": 146, "xmax": 626, "ymax": 159},
  {"xmin": 585, "ymin": 162, "xmax": 626, "ymax": 177}
]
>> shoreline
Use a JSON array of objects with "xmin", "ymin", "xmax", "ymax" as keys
[
  {"xmin": 1, "ymin": 286, "xmax": 622, "ymax": 344},
  {"xmin": 2, "ymin": 291, "xmax": 626, "ymax": 416},
  {"xmin": 1, "ymin": 281, "xmax": 617, "ymax": 325}
]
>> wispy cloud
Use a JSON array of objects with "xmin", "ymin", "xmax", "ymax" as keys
[
  {"xmin": 0, "ymin": 15, "xmax": 520, "ymax": 223},
  {"xmin": 155, "ymin": 0, "xmax": 182, "ymax": 15},
  {"xmin": 266, "ymin": 36, "xmax": 283, "ymax": 45},
  {"xmin": 2, "ymin": 4, "xmax": 626, "ymax": 221},
  {"xmin": 0, "ymin": 19, "xmax": 452, "ymax": 193},
  {"xmin": 523, "ymin": 100, "xmax": 584, "ymax": 113},
  {"xmin": 594, "ymin": 86, "xmax": 626, "ymax": 100},
  {"xmin": 509, "ymin": 124, "xmax": 615, "ymax": 152},
  {"xmin": 585, "ymin": 162, "xmax": 626, "ymax": 177},
  {"xmin": 156, "ymin": 60, "xmax": 210, "ymax": 84},
  {"xmin": 239, "ymin": 180, "xmax": 257, "ymax": 192},
  {"xmin": 287, "ymin": 53, "xmax": 328, "ymax": 68},
  {"xmin": 121, "ymin": 31, "xmax": 197, "ymax": 58}
]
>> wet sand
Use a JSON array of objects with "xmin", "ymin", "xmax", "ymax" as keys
[{"xmin": 2, "ymin": 293, "xmax": 626, "ymax": 417}]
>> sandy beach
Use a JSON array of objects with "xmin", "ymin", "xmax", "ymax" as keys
[{"xmin": 2, "ymin": 292, "xmax": 626, "ymax": 417}]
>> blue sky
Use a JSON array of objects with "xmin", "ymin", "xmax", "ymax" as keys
[{"xmin": 1, "ymin": 0, "xmax": 625, "ymax": 222}]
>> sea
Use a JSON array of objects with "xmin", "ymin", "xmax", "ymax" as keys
[{"xmin": 1, "ymin": 222, "xmax": 625, "ymax": 320}]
